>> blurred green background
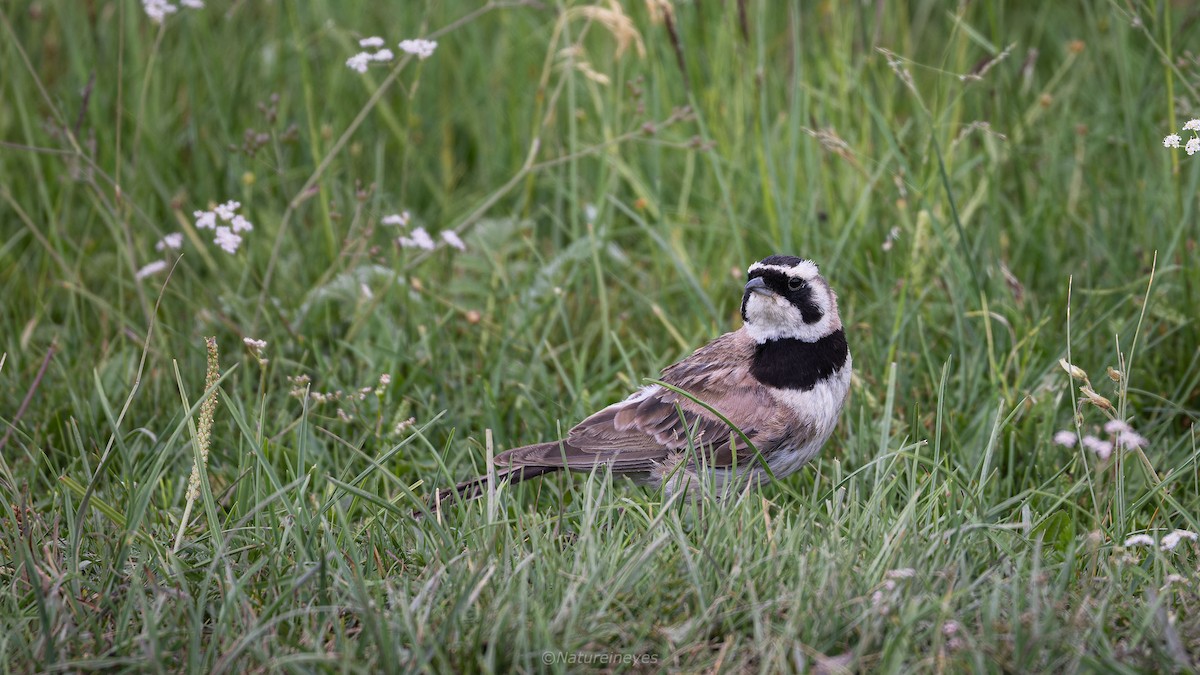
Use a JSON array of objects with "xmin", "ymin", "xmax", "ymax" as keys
[{"xmin": 2, "ymin": 1, "xmax": 1199, "ymax": 671}]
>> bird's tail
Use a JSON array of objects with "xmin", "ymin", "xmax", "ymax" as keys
[{"xmin": 414, "ymin": 464, "xmax": 560, "ymax": 517}]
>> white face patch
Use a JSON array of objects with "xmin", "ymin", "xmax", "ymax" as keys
[{"xmin": 743, "ymin": 275, "xmax": 840, "ymax": 343}]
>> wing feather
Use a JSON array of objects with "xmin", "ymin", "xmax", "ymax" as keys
[{"xmin": 495, "ymin": 330, "xmax": 805, "ymax": 472}]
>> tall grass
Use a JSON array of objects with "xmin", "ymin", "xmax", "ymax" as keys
[{"xmin": 2, "ymin": 1, "xmax": 1199, "ymax": 671}]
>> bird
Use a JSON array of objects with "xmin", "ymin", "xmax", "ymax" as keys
[{"xmin": 423, "ymin": 254, "xmax": 852, "ymax": 513}]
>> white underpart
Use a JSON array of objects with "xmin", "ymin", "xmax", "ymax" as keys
[
  {"xmin": 742, "ymin": 288, "xmax": 836, "ymax": 343},
  {"xmin": 761, "ymin": 355, "xmax": 852, "ymax": 476}
]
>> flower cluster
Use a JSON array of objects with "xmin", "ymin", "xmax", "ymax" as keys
[
  {"xmin": 346, "ymin": 37, "xmax": 396, "ymax": 73},
  {"xmin": 195, "ymin": 200, "xmax": 253, "ymax": 254},
  {"xmin": 399, "ymin": 39, "xmax": 438, "ymax": 60},
  {"xmin": 398, "ymin": 227, "xmax": 435, "ymax": 251},
  {"xmin": 347, "ymin": 36, "xmax": 437, "ymax": 74},
  {"xmin": 870, "ymin": 568, "xmax": 916, "ymax": 615},
  {"xmin": 387, "ymin": 210, "xmax": 467, "ymax": 252},
  {"xmin": 142, "ymin": 0, "xmax": 202, "ymax": 24},
  {"xmin": 287, "ymin": 372, "xmax": 402, "ymax": 435},
  {"xmin": 135, "ymin": 231, "xmax": 185, "ymax": 280},
  {"xmin": 1053, "ymin": 418, "xmax": 1148, "ymax": 461},
  {"xmin": 1124, "ymin": 529, "xmax": 1198, "ymax": 552},
  {"xmin": 1163, "ymin": 118, "xmax": 1200, "ymax": 156}
]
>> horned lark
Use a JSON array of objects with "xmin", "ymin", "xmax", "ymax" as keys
[{"xmin": 427, "ymin": 255, "xmax": 851, "ymax": 510}]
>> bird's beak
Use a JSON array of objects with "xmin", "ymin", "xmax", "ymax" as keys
[{"xmin": 744, "ymin": 276, "xmax": 772, "ymax": 296}]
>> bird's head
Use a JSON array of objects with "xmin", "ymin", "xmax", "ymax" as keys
[{"xmin": 740, "ymin": 255, "xmax": 843, "ymax": 343}]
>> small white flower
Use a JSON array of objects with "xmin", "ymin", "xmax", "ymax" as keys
[
  {"xmin": 1081, "ymin": 435, "xmax": 1113, "ymax": 460},
  {"xmin": 346, "ymin": 52, "xmax": 372, "ymax": 74},
  {"xmin": 194, "ymin": 210, "xmax": 217, "ymax": 230},
  {"xmin": 1161, "ymin": 529, "xmax": 1198, "ymax": 551},
  {"xmin": 1053, "ymin": 430, "xmax": 1077, "ymax": 448},
  {"xmin": 379, "ymin": 374, "xmax": 392, "ymax": 386},
  {"xmin": 371, "ymin": 49, "xmax": 394, "ymax": 62},
  {"xmin": 243, "ymin": 337, "xmax": 267, "ymax": 353},
  {"xmin": 156, "ymin": 233, "xmax": 184, "ymax": 251},
  {"xmin": 942, "ymin": 620, "xmax": 962, "ymax": 637},
  {"xmin": 1164, "ymin": 134, "xmax": 1182, "ymax": 148},
  {"xmin": 1184, "ymin": 119, "xmax": 1200, "ymax": 131},
  {"xmin": 1124, "ymin": 534, "xmax": 1155, "ymax": 547},
  {"xmin": 135, "ymin": 260, "xmax": 169, "ymax": 279},
  {"xmin": 1115, "ymin": 430, "xmax": 1148, "ymax": 450},
  {"xmin": 230, "ymin": 214, "xmax": 254, "ymax": 233},
  {"xmin": 214, "ymin": 226, "xmax": 242, "ymax": 254},
  {"xmin": 382, "ymin": 212, "xmax": 411, "ymax": 226},
  {"xmin": 143, "ymin": 0, "xmax": 178, "ymax": 23},
  {"xmin": 398, "ymin": 38, "xmax": 438, "ymax": 60},
  {"xmin": 180, "ymin": 0, "xmax": 203, "ymax": 7},
  {"xmin": 1103, "ymin": 419, "xmax": 1131, "ymax": 435},
  {"xmin": 359, "ymin": 36, "xmax": 385, "ymax": 48},
  {"xmin": 398, "ymin": 227, "xmax": 435, "ymax": 250},
  {"xmin": 1188, "ymin": 138, "xmax": 1200, "ymax": 156},
  {"xmin": 441, "ymin": 230, "xmax": 466, "ymax": 251},
  {"xmin": 214, "ymin": 200, "xmax": 241, "ymax": 221},
  {"xmin": 392, "ymin": 417, "xmax": 416, "ymax": 435},
  {"xmin": 584, "ymin": 203, "xmax": 599, "ymax": 222}
]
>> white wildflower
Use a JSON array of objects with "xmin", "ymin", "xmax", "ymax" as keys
[
  {"xmin": 371, "ymin": 49, "xmax": 394, "ymax": 62},
  {"xmin": 194, "ymin": 210, "xmax": 217, "ymax": 230},
  {"xmin": 156, "ymin": 232, "xmax": 184, "ymax": 251},
  {"xmin": 143, "ymin": 0, "xmax": 178, "ymax": 23},
  {"xmin": 398, "ymin": 227, "xmax": 435, "ymax": 250},
  {"xmin": 382, "ymin": 212, "xmax": 411, "ymax": 226},
  {"xmin": 1124, "ymin": 534, "xmax": 1155, "ymax": 547},
  {"xmin": 346, "ymin": 52, "xmax": 372, "ymax": 73},
  {"xmin": 379, "ymin": 374, "xmax": 391, "ymax": 386},
  {"xmin": 398, "ymin": 39, "xmax": 438, "ymax": 60},
  {"xmin": 881, "ymin": 226, "xmax": 901, "ymax": 252},
  {"xmin": 942, "ymin": 620, "xmax": 962, "ymax": 637},
  {"xmin": 1115, "ymin": 430, "xmax": 1148, "ymax": 450},
  {"xmin": 214, "ymin": 200, "xmax": 241, "ymax": 221},
  {"xmin": 230, "ymin": 214, "xmax": 254, "ymax": 233},
  {"xmin": 1188, "ymin": 138, "xmax": 1200, "ymax": 156},
  {"xmin": 441, "ymin": 230, "xmax": 466, "ymax": 251},
  {"xmin": 359, "ymin": 36, "xmax": 385, "ymax": 48},
  {"xmin": 213, "ymin": 226, "xmax": 242, "ymax": 254},
  {"xmin": 583, "ymin": 203, "xmax": 599, "ymax": 222},
  {"xmin": 1184, "ymin": 119, "xmax": 1200, "ymax": 131},
  {"xmin": 135, "ymin": 260, "xmax": 169, "ymax": 280},
  {"xmin": 1103, "ymin": 419, "xmax": 1131, "ymax": 435},
  {"xmin": 1081, "ymin": 435, "xmax": 1112, "ymax": 460},
  {"xmin": 243, "ymin": 337, "xmax": 267, "ymax": 354},
  {"xmin": 392, "ymin": 417, "xmax": 416, "ymax": 436},
  {"xmin": 180, "ymin": 0, "xmax": 203, "ymax": 7},
  {"xmin": 1053, "ymin": 430, "xmax": 1077, "ymax": 447},
  {"xmin": 1164, "ymin": 134, "xmax": 1182, "ymax": 148},
  {"xmin": 1161, "ymin": 529, "xmax": 1198, "ymax": 551}
]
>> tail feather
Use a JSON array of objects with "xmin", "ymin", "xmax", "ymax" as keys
[{"xmin": 415, "ymin": 464, "xmax": 559, "ymax": 517}]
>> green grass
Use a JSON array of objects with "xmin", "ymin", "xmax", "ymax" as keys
[{"xmin": 3, "ymin": 0, "xmax": 1200, "ymax": 671}]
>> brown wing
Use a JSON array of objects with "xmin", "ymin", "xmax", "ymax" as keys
[{"xmin": 495, "ymin": 330, "xmax": 790, "ymax": 472}]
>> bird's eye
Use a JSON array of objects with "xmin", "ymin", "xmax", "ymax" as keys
[{"xmin": 787, "ymin": 278, "xmax": 803, "ymax": 292}]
